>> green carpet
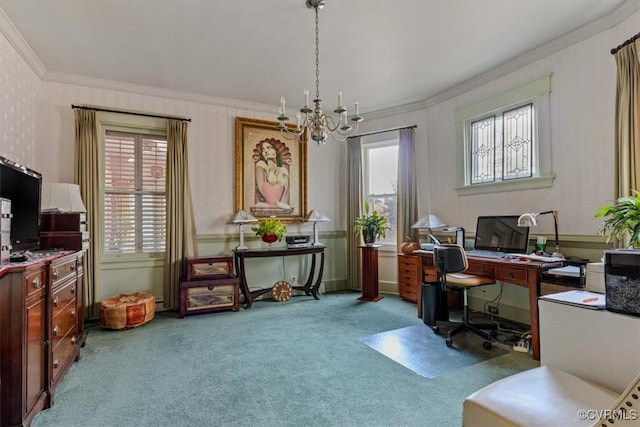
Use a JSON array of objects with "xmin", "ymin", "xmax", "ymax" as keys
[
  {"xmin": 33, "ymin": 292, "xmax": 538, "ymax": 427},
  {"xmin": 360, "ymin": 323, "xmax": 508, "ymax": 378}
]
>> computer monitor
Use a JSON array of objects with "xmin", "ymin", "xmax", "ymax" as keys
[{"xmin": 473, "ymin": 215, "xmax": 530, "ymax": 253}]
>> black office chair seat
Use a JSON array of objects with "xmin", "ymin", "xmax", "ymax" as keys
[{"xmin": 433, "ymin": 244, "xmax": 497, "ymax": 349}]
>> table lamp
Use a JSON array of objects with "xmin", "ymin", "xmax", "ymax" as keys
[
  {"xmin": 411, "ymin": 214, "xmax": 447, "ymax": 244},
  {"xmin": 41, "ymin": 182, "xmax": 87, "ymax": 212},
  {"xmin": 230, "ymin": 210, "xmax": 258, "ymax": 250},
  {"xmin": 517, "ymin": 210, "xmax": 564, "ymax": 258},
  {"xmin": 306, "ymin": 209, "xmax": 330, "ymax": 246}
]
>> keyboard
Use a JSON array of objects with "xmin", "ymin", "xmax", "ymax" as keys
[{"xmin": 465, "ymin": 250, "xmax": 508, "ymax": 259}]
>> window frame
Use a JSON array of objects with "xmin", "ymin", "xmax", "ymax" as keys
[
  {"xmin": 454, "ymin": 75, "xmax": 554, "ymax": 195},
  {"xmin": 97, "ymin": 112, "xmax": 167, "ymax": 261},
  {"xmin": 362, "ymin": 135, "xmax": 399, "ymax": 248}
]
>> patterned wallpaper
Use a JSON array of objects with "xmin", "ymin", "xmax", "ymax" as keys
[{"xmin": 0, "ymin": 32, "xmax": 40, "ymax": 170}]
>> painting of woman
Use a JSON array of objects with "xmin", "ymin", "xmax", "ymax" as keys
[{"xmin": 251, "ymin": 138, "xmax": 294, "ymax": 215}]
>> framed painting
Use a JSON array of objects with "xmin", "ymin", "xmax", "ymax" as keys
[{"xmin": 235, "ymin": 117, "xmax": 307, "ymax": 222}]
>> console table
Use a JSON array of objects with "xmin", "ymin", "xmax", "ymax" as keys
[
  {"xmin": 233, "ymin": 246, "xmax": 325, "ymax": 308},
  {"xmin": 415, "ymin": 250, "xmax": 563, "ymax": 360}
]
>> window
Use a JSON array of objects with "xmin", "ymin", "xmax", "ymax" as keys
[
  {"xmin": 362, "ymin": 138, "xmax": 398, "ymax": 245},
  {"xmin": 455, "ymin": 75, "xmax": 554, "ymax": 195},
  {"xmin": 103, "ymin": 130, "xmax": 167, "ymax": 254}
]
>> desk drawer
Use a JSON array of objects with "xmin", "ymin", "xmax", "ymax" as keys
[
  {"xmin": 466, "ymin": 263, "xmax": 495, "ymax": 277},
  {"xmin": 496, "ymin": 266, "xmax": 529, "ymax": 285}
]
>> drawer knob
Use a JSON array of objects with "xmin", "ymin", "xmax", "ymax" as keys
[
  {"xmin": 71, "ymin": 336, "xmax": 77, "ymax": 345},
  {"xmin": 53, "ymin": 325, "xmax": 60, "ymax": 336},
  {"xmin": 481, "ymin": 267, "xmax": 487, "ymax": 273},
  {"xmin": 71, "ymin": 309, "xmax": 77, "ymax": 318},
  {"xmin": 508, "ymin": 272, "xmax": 515, "ymax": 278},
  {"xmin": 53, "ymin": 297, "xmax": 60, "ymax": 307},
  {"xmin": 70, "ymin": 263, "xmax": 76, "ymax": 271},
  {"xmin": 70, "ymin": 286, "xmax": 76, "ymax": 295},
  {"xmin": 32, "ymin": 277, "xmax": 41, "ymax": 289},
  {"xmin": 53, "ymin": 359, "xmax": 60, "ymax": 368},
  {"xmin": 53, "ymin": 269, "xmax": 59, "ymax": 279}
]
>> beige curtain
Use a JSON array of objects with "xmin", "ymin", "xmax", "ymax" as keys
[
  {"xmin": 613, "ymin": 38, "xmax": 640, "ymax": 199},
  {"xmin": 163, "ymin": 119, "xmax": 197, "ymax": 309},
  {"xmin": 74, "ymin": 110, "xmax": 101, "ymax": 318},
  {"xmin": 347, "ymin": 137, "xmax": 363, "ymax": 290},
  {"xmin": 397, "ymin": 128, "xmax": 419, "ymax": 245}
]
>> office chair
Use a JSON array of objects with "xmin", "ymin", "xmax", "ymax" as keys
[{"xmin": 433, "ymin": 244, "xmax": 497, "ymax": 349}]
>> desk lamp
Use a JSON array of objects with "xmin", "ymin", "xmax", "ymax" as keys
[
  {"xmin": 230, "ymin": 210, "xmax": 258, "ymax": 250},
  {"xmin": 517, "ymin": 210, "xmax": 564, "ymax": 258},
  {"xmin": 306, "ymin": 210, "xmax": 330, "ymax": 246},
  {"xmin": 411, "ymin": 214, "xmax": 447, "ymax": 244}
]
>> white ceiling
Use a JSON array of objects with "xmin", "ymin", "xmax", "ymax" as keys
[{"xmin": 0, "ymin": 0, "xmax": 636, "ymax": 114}]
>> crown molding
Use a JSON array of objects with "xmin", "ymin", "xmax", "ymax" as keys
[
  {"xmin": 0, "ymin": 7, "xmax": 46, "ymax": 77},
  {"xmin": 366, "ymin": 0, "xmax": 640, "ymax": 119},
  {"xmin": 43, "ymin": 71, "xmax": 278, "ymax": 113}
]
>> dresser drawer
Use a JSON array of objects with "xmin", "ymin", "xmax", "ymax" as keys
[
  {"xmin": 51, "ymin": 279, "xmax": 77, "ymax": 318},
  {"xmin": 185, "ymin": 256, "xmax": 234, "ymax": 281},
  {"xmin": 24, "ymin": 267, "xmax": 46, "ymax": 298},
  {"xmin": 50, "ymin": 332, "xmax": 78, "ymax": 384},
  {"xmin": 51, "ymin": 257, "xmax": 78, "ymax": 287},
  {"xmin": 180, "ymin": 277, "xmax": 239, "ymax": 317},
  {"xmin": 51, "ymin": 302, "xmax": 77, "ymax": 351},
  {"xmin": 496, "ymin": 266, "xmax": 529, "ymax": 285},
  {"xmin": 466, "ymin": 262, "xmax": 495, "ymax": 277},
  {"xmin": 398, "ymin": 282, "xmax": 418, "ymax": 302}
]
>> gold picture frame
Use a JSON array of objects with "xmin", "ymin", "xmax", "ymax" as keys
[{"xmin": 235, "ymin": 117, "xmax": 307, "ymax": 222}]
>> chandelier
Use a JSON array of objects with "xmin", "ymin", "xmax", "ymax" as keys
[{"xmin": 277, "ymin": 0, "xmax": 362, "ymax": 145}]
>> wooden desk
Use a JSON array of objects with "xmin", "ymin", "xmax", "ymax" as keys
[
  {"xmin": 415, "ymin": 251, "xmax": 563, "ymax": 360},
  {"xmin": 233, "ymin": 246, "xmax": 325, "ymax": 308}
]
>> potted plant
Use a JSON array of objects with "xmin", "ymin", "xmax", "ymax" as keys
[
  {"xmin": 354, "ymin": 201, "xmax": 390, "ymax": 245},
  {"xmin": 593, "ymin": 191, "xmax": 640, "ymax": 248},
  {"xmin": 252, "ymin": 218, "xmax": 287, "ymax": 245}
]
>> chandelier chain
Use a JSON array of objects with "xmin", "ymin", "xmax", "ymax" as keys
[{"xmin": 315, "ymin": 6, "xmax": 320, "ymax": 100}]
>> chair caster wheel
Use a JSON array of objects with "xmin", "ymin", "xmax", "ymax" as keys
[
  {"xmin": 432, "ymin": 326, "xmax": 439, "ymax": 334},
  {"xmin": 483, "ymin": 341, "xmax": 492, "ymax": 350},
  {"xmin": 445, "ymin": 338, "xmax": 453, "ymax": 347},
  {"xmin": 490, "ymin": 330, "xmax": 498, "ymax": 338}
]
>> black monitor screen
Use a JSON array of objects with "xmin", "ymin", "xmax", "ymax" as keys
[
  {"xmin": 473, "ymin": 215, "xmax": 530, "ymax": 253},
  {"xmin": 0, "ymin": 157, "xmax": 42, "ymax": 251}
]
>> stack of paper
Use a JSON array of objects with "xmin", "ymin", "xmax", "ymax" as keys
[{"xmin": 547, "ymin": 265, "xmax": 581, "ymax": 277}]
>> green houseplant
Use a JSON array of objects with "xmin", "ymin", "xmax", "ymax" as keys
[
  {"xmin": 354, "ymin": 201, "xmax": 390, "ymax": 245},
  {"xmin": 252, "ymin": 218, "xmax": 287, "ymax": 243},
  {"xmin": 593, "ymin": 191, "xmax": 640, "ymax": 248}
]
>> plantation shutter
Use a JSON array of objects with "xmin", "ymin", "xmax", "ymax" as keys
[{"xmin": 104, "ymin": 130, "xmax": 167, "ymax": 254}]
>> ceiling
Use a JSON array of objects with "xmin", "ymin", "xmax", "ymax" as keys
[{"xmin": 0, "ymin": 0, "xmax": 635, "ymax": 114}]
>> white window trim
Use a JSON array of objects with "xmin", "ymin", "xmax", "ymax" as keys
[
  {"xmin": 454, "ymin": 75, "xmax": 555, "ymax": 195},
  {"xmin": 96, "ymin": 112, "xmax": 167, "ymax": 261}
]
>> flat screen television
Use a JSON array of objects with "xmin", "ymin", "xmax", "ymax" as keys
[
  {"xmin": 0, "ymin": 156, "xmax": 42, "ymax": 252},
  {"xmin": 473, "ymin": 215, "xmax": 530, "ymax": 254}
]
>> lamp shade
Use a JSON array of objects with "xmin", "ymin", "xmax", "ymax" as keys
[
  {"xmin": 306, "ymin": 209, "xmax": 330, "ymax": 223},
  {"xmin": 41, "ymin": 182, "xmax": 86, "ymax": 213},
  {"xmin": 517, "ymin": 213, "xmax": 538, "ymax": 227},
  {"xmin": 411, "ymin": 214, "xmax": 447, "ymax": 229},
  {"xmin": 230, "ymin": 210, "xmax": 258, "ymax": 224}
]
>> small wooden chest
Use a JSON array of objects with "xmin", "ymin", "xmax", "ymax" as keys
[
  {"xmin": 40, "ymin": 212, "xmax": 87, "ymax": 232},
  {"xmin": 180, "ymin": 277, "xmax": 239, "ymax": 317},
  {"xmin": 185, "ymin": 256, "xmax": 234, "ymax": 281},
  {"xmin": 40, "ymin": 231, "xmax": 89, "ymax": 251}
]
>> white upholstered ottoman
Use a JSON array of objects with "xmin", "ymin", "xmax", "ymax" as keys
[{"xmin": 463, "ymin": 366, "xmax": 619, "ymax": 427}]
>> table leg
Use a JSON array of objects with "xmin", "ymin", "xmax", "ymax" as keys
[{"xmin": 234, "ymin": 253, "xmax": 253, "ymax": 309}]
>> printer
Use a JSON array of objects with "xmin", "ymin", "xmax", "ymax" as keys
[{"xmin": 605, "ymin": 249, "xmax": 640, "ymax": 317}]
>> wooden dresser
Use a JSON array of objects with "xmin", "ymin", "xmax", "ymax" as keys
[
  {"xmin": 0, "ymin": 250, "xmax": 84, "ymax": 426},
  {"xmin": 397, "ymin": 253, "xmax": 421, "ymax": 303}
]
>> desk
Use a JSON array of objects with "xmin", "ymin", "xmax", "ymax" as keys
[
  {"xmin": 233, "ymin": 246, "xmax": 325, "ymax": 308},
  {"xmin": 415, "ymin": 251, "xmax": 562, "ymax": 360}
]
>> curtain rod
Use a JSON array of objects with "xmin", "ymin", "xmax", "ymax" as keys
[
  {"xmin": 347, "ymin": 124, "xmax": 417, "ymax": 139},
  {"xmin": 71, "ymin": 105, "xmax": 191, "ymax": 122},
  {"xmin": 611, "ymin": 31, "xmax": 640, "ymax": 55}
]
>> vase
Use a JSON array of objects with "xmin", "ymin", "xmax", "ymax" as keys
[
  {"xmin": 262, "ymin": 234, "xmax": 278, "ymax": 248},
  {"xmin": 363, "ymin": 231, "xmax": 376, "ymax": 246}
]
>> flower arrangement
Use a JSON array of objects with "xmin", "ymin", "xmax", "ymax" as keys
[
  {"xmin": 594, "ymin": 191, "xmax": 640, "ymax": 248},
  {"xmin": 251, "ymin": 218, "xmax": 287, "ymax": 242},
  {"xmin": 354, "ymin": 201, "xmax": 390, "ymax": 245}
]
